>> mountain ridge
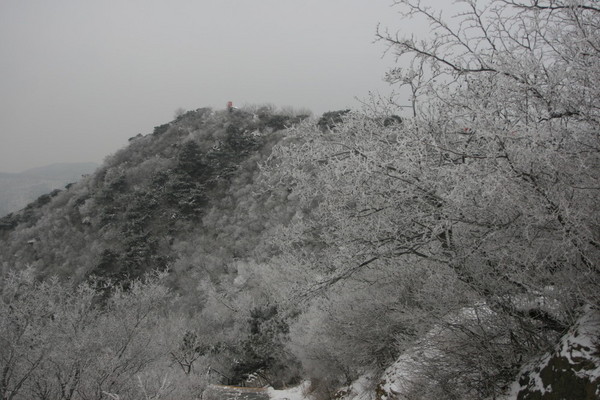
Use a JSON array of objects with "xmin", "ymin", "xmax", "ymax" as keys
[{"xmin": 0, "ymin": 106, "xmax": 305, "ymax": 285}]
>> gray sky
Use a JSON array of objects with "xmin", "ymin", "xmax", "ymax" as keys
[{"xmin": 0, "ymin": 0, "xmax": 448, "ymax": 173}]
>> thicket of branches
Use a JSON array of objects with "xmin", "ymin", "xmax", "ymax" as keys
[
  {"xmin": 259, "ymin": 0, "xmax": 600, "ymax": 397},
  {"xmin": 0, "ymin": 270, "xmax": 213, "ymax": 400}
]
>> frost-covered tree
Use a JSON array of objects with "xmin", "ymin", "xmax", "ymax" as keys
[
  {"xmin": 260, "ymin": 0, "xmax": 600, "ymax": 395},
  {"xmin": 375, "ymin": 0, "xmax": 600, "ymax": 312},
  {"xmin": 0, "ymin": 269, "xmax": 207, "ymax": 400}
]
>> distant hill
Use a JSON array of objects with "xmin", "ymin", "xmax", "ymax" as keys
[
  {"xmin": 0, "ymin": 162, "xmax": 99, "ymax": 217},
  {"xmin": 20, "ymin": 162, "xmax": 99, "ymax": 181}
]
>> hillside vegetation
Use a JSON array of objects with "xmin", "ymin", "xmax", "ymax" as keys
[
  {"xmin": 1, "ymin": 1, "xmax": 599, "ymax": 399},
  {"xmin": 0, "ymin": 107, "xmax": 305, "ymax": 284},
  {"xmin": 0, "ymin": 105, "xmax": 313, "ymax": 398}
]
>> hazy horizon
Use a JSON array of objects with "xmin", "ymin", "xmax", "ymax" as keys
[{"xmin": 0, "ymin": 0, "xmax": 449, "ymax": 173}]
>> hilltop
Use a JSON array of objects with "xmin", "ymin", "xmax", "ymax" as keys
[{"xmin": 0, "ymin": 106, "xmax": 306, "ymax": 285}]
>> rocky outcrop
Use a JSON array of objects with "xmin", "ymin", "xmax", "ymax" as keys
[{"xmin": 512, "ymin": 307, "xmax": 600, "ymax": 400}]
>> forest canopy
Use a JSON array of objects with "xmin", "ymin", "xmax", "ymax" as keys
[{"xmin": 259, "ymin": 0, "xmax": 600, "ymax": 397}]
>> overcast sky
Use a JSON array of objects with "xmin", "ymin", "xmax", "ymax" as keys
[{"xmin": 0, "ymin": 0, "xmax": 450, "ymax": 173}]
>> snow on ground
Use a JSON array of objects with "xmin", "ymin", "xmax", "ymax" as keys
[
  {"xmin": 267, "ymin": 381, "xmax": 312, "ymax": 400},
  {"xmin": 338, "ymin": 375, "xmax": 377, "ymax": 400}
]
